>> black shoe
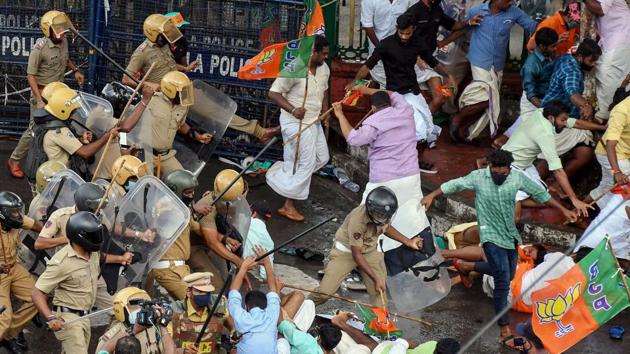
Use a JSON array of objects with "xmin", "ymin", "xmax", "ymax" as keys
[
  {"xmin": 31, "ymin": 313, "xmax": 44, "ymax": 328},
  {"xmin": 2, "ymin": 338, "xmax": 26, "ymax": 354},
  {"xmin": 15, "ymin": 332, "xmax": 27, "ymax": 351}
]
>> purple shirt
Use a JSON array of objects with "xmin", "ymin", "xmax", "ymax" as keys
[
  {"xmin": 597, "ymin": 0, "xmax": 630, "ymax": 51},
  {"xmin": 347, "ymin": 92, "xmax": 419, "ymax": 183}
]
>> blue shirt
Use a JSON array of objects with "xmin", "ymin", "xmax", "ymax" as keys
[
  {"xmin": 541, "ymin": 54, "xmax": 584, "ymax": 117},
  {"xmin": 520, "ymin": 49, "xmax": 554, "ymax": 101},
  {"xmin": 466, "ymin": 3, "xmax": 537, "ymax": 71},
  {"xmin": 228, "ymin": 290, "xmax": 281, "ymax": 354}
]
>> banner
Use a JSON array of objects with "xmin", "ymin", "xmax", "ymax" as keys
[
  {"xmin": 237, "ymin": 35, "xmax": 315, "ymax": 80},
  {"xmin": 299, "ymin": 0, "xmax": 325, "ymax": 37},
  {"xmin": 531, "ymin": 239, "xmax": 630, "ymax": 353}
]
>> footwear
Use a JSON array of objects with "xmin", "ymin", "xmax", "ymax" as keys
[
  {"xmin": 419, "ymin": 161, "xmax": 438, "ymax": 175},
  {"xmin": 277, "ymin": 207, "xmax": 305, "ymax": 222},
  {"xmin": 7, "ymin": 159, "xmax": 24, "ymax": 179},
  {"xmin": 259, "ymin": 126, "xmax": 281, "ymax": 144},
  {"xmin": 2, "ymin": 338, "xmax": 26, "ymax": 354},
  {"xmin": 15, "ymin": 332, "xmax": 27, "ymax": 351}
]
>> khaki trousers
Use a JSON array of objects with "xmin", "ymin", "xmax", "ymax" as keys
[
  {"xmin": 229, "ymin": 114, "xmax": 265, "ymax": 139},
  {"xmin": 10, "ymin": 100, "xmax": 36, "ymax": 161},
  {"xmin": 0, "ymin": 264, "xmax": 38, "ymax": 340},
  {"xmin": 145, "ymin": 264, "xmax": 190, "ymax": 301},
  {"xmin": 187, "ymin": 244, "xmax": 226, "ymax": 291},
  {"xmin": 54, "ymin": 312, "xmax": 91, "ymax": 354},
  {"xmin": 313, "ymin": 248, "xmax": 387, "ymax": 307}
]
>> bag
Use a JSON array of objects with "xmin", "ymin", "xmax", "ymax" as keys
[{"xmin": 384, "ymin": 227, "xmax": 436, "ymax": 276}]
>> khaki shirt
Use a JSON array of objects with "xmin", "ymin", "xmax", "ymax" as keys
[
  {"xmin": 161, "ymin": 217, "xmax": 200, "ymax": 261},
  {"xmin": 335, "ymin": 205, "xmax": 387, "ymax": 253},
  {"xmin": 90, "ymin": 119, "xmax": 121, "ymax": 180},
  {"xmin": 126, "ymin": 40, "xmax": 177, "ymax": 84},
  {"xmin": 197, "ymin": 193, "xmax": 219, "ymax": 232},
  {"xmin": 147, "ymin": 93, "xmax": 189, "ymax": 150},
  {"xmin": 96, "ymin": 322, "xmax": 164, "ymax": 354},
  {"xmin": 35, "ymin": 244, "xmax": 100, "ymax": 311},
  {"xmin": 38, "ymin": 206, "xmax": 74, "ymax": 253},
  {"xmin": 43, "ymin": 127, "xmax": 83, "ymax": 167},
  {"xmin": 27, "ymin": 37, "xmax": 68, "ymax": 86},
  {"xmin": 0, "ymin": 216, "xmax": 35, "ymax": 267}
]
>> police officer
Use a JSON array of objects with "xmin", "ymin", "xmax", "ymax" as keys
[
  {"xmin": 32, "ymin": 211, "xmax": 104, "ymax": 354},
  {"xmin": 312, "ymin": 187, "xmax": 423, "ymax": 307},
  {"xmin": 163, "ymin": 12, "xmax": 198, "ymax": 71},
  {"xmin": 170, "ymin": 272, "xmax": 233, "ymax": 354},
  {"xmin": 110, "ymin": 155, "xmax": 150, "ymax": 195},
  {"xmin": 96, "ymin": 287, "xmax": 176, "ymax": 354},
  {"xmin": 7, "ymin": 10, "xmax": 84, "ymax": 179},
  {"xmin": 145, "ymin": 170, "xmax": 205, "ymax": 300},
  {"xmin": 123, "ymin": 14, "xmax": 183, "ymax": 91},
  {"xmin": 147, "ymin": 71, "xmax": 211, "ymax": 177},
  {"xmin": 30, "ymin": 160, "xmax": 66, "ymax": 209},
  {"xmin": 189, "ymin": 169, "xmax": 248, "ymax": 291},
  {"xmin": 0, "ymin": 192, "xmax": 42, "ymax": 354}
]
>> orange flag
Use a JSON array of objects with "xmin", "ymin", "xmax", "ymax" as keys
[{"xmin": 299, "ymin": 0, "xmax": 325, "ymax": 37}]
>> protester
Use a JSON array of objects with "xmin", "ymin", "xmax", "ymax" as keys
[
  {"xmin": 526, "ymin": 1, "xmax": 581, "ymax": 57},
  {"xmin": 112, "ymin": 336, "xmax": 142, "ymax": 354}
]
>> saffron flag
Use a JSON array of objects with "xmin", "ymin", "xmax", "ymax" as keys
[
  {"xmin": 238, "ymin": 36, "xmax": 315, "ymax": 80},
  {"xmin": 299, "ymin": 0, "xmax": 325, "ymax": 37},
  {"xmin": 342, "ymin": 79, "xmax": 368, "ymax": 106},
  {"xmin": 355, "ymin": 304, "xmax": 403, "ymax": 339},
  {"xmin": 531, "ymin": 239, "xmax": 630, "ymax": 353}
]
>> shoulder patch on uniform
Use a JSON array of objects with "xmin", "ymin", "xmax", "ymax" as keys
[
  {"xmin": 34, "ymin": 38, "xmax": 46, "ymax": 50},
  {"xmin": 353, "ymin": 232, "xmax": 362, "ymax": 240},
  {"xmin": 137, "ymin": 41, "xmax": 148, "ymax": 52},
  {"xmin": 66, "ymin": 130, "xmax": 74, "ymax": 138}
]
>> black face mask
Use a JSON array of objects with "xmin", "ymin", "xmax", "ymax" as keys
[
  {"xmin": 155, "ymin": 34, "xmax": 168, "ymax": 48},
  {"xmin": 541, "ymin": 50, "xmax": 554, "ymax": 58},
  {"xmin": 491, "ymin": 171, "xmax": 509, "ymax": 186},
  {"xmin": 182, "ymin": 195, "xmax": 194, "ymax": 207},
  {"xmin": 580, "ymin": 62, "xmax": 594, "ymax": 72}
]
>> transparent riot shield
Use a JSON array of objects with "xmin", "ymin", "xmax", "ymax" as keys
[
  {"xmin": 384, "ymin": 199, "xmax": 451, "ymax": 313},
  {"xmin": 174, "ymin": 80, "xmax": 237, "ymax": 176},
  {"xmin": 69, "ymin": 91, "xmax": 117, "ymax": 137},
  {"xmin": 17, "ymin": 169, "xmax": 85, "ymax": 275},
  {"xmin": 214, "ymin": 196, "xmax": 252, "ymax": 258},
  {"xmin": 101, "ymin": 176, "xmax": 190, "ymax": 291},
  {"xmin": 121, "ymin": 103, "xmax": 154, "ymax": 172}
]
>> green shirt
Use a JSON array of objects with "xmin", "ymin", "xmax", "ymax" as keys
[
  {"xmin": 502, "ymin": 109, "xmax": 576, "ymax": 171},
  {"xmin": 278, "ymin": 320, "xmax": 323, "ymax": 354},
  {"xmin": 440, "ymin": 167, "xmax": 551, "ymax": 249},
  {"xmin": 408, "ymin": 341, "xmax": 437, "ymax": 354}
]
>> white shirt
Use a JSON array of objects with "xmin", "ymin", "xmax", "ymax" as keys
[
  {"xmin": 521, "ymin": 253, "xmax": 575, "ymax": 306},
  {"xmin": 270, "ymin": 63, "xmax": 330, "ymax": 125},
  {"xmin": 361, "ymin": 0, "xmax": 417, "ymax": 53},
  {"xmin": 576, "ymin": 194, "xmax": 630, "ymax": 260}
]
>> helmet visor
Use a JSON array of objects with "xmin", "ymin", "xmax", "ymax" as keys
[
  {"xmin": 81, "ymin": 223, "xmax": 105, "ymax": 249},
  {"xmin": 368, "ymin": 209, "xmax": 394, "ymax": 225},
  {"xmin": 160, "ymin": 19, "xmax": 183, "ymax": 44},
  {"xmin": 179, "ymin": 83, "xmax": 194, "ymax": 106},
  {"xmin": 50, "ymin": 13, "xmax": 74, "ymax": 36}
]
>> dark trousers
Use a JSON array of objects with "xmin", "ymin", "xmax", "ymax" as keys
[{"xmin": 483, "ymin": 242, "xmax": 518, "ymax": 327}]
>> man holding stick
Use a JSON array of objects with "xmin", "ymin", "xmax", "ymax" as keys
[{"xmin": 266, "ymin": 35, "xmax": 330, "ymax": 222}]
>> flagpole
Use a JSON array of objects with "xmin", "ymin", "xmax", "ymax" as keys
[
  {"xmin": 606, "ymin": 238, "xmax": 630, "ymax": 301},
  {"xmin": 292, "ymin": 58, "xmax": 311, "ymax": 175}
]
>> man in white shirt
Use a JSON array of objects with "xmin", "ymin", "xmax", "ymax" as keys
[{"xmin": 266, "ymin": 35, "xmax": 330, "ymax": 222}]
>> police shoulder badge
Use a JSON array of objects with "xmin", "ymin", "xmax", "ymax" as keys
[{"xmin": 353, "ymin": 232, "xmax": 362, "ymax": 240}]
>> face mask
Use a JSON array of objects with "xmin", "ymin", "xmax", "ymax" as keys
[
  {"xmin": 490, "ymin": 171, "xmax": 508, "ymax": 186},
  {"xmin": 182, "ymin": 195, "xmax": 194, "ymax": 206},
  {"xmin": 193, "ymin": 294, "xmax": 211, "ymax": 307},
  {"xmin": 580, "ymin": 62, "xmax": 594, "ymax": 72},
  {"xmin": 124, "ymin": 180, "xmax": 137, "ymax": 192},
  {"xmin": 128, "ymin": 308, "xmax": 141, "ymax": 325},
  {"xmin": 567, "ymin": 20, "xmax": 579, "ymax": 29}
]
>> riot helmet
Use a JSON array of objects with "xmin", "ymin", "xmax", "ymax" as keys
[
  {"xmin": 143, "ymin": 14, "xmax": 182, "ymax": 44},
  {"xmin": 0, "ymin": 191, "xmax": 24, "ymax": 231},
  {"xmin": 74, "ymin": 182, "xmax": 107, "ymax": 212},
  {"xmin": 111, "ymin": 156, "xmax": 149, "ymax": 190},
  {"xmin": 41, "ymin": 82, "xmax": 70, "ymax": 103},
  {"xmin": 365, "ymin": 186, "xmax": 398, "ymax": 225},
  {"xmin": 160, "ymin": 71, "xmax": 194, "ymax": 106},
  {"xmin": 112, "ymin": 287, "xmax": 151, "ymax": 323},
  {"xmin": 213, "ymin": 169, "xmax": 246, "ymax": 202},
  {"xmin": 45, "ymin": 87, "xmax": 80, "ymax": 121},
  {"xmin": 35, "ymin": 161, "xmax": 67, "ymax": 194},
  {"xmin": 40, "ymin": 10, "xmax": 73, "ymax": 38},
  {"xmin": 65, "ymin": 211, "xmax": 105, "ymax": 252},
  {"xmin": 164, "ymin": 169, "xmax": 198, "ymax": 205}
]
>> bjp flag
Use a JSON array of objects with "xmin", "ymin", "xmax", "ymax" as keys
[
  {"xmin": 238, "ymin": 36, "xmax": 315, "ymax": 80},
  {"xmin": 531, "ymin": 239, "xmax": 630, "ymax": 353},
  {"xmin": 299, "ymin": 0, "xmax": 325, "ymax": 37}
]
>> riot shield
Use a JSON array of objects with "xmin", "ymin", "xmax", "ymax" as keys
[
  {"xmin": 69, "ymin": 91, "xmax": 117, "ymax": 137},
  {"xmin": 384, "ymin": 199, "xmax": 451, "ymax": 313},
  {"xmin": 174, "ymin": 80, "xmax": 237, "ymax": 176},
  {"xmin": 101, "ymin": 176, "xmax": 190, "ymax": 292},
  {"xmin": 121, "ymin": 103, "xmax": 154, "ymax": 172},
  {"xmin": 17, "ymin": 169, "xmax": 85, "ymax": 275},
  {"xmin": 215, "ymin": 196, "xmax": 252, "ymax": 258}
]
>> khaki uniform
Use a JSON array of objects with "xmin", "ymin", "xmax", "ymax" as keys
[
  {"xmin": 313, "ymin": 205, "xmax": 388, "ymax": 307},
  {"xmin": 96, "ymin": 322, "xmax": 164, "ymax": 354},
  {"xmin": 169, "ymin": 297, "xmax": 228, "ymax": 354},
  {"xmin": 89, "ymin": 118, "xmax": 121, "ymax": 180},
  {"xmin": 126, "ymin": 40, "xmax": 177, "ymax": 84},
  {"xmin": 146, "ymin": 93, "xmax": 189, "ymax": 177},
  {"xmin": 35, "ymin": 244, "xmax": 100, "ymax": 354},
  {"xmin": 43, "ymin": 127, "xmax": 83, "ymax": 167},
  {"xmin": 0, "ymin": 216, "xmax": 38, "ymax": 341},
  {"xmin": 145, "ymin": 218, "xmax": 200, "ymax": 300},
  {"xmin": 230, "ymin": 115, "xmax": 266, "ymax": 140},
  {"xmin": 12, "ymin": 37, "xmax": 69, "ymax": 162}
]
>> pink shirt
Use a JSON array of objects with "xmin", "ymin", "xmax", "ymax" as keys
[
  {"xmin": 347, "ymin": 93, "xmax": 419, "ymax": 183},
  {"xmin": 597, "ymin": 0, "xmax": 630, "ymax": 50}
]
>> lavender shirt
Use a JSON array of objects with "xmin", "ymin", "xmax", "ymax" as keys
[
  {"xmin": 347, "ymin": 92, "xmax": 419, "ymax": 183},
  {"xmin": 597, "ymin": 0, "xmax": 630, "ymax": 51}
]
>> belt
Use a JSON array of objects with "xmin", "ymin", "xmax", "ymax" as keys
[
  {"xmin": 151, "ymin": 260, "xmax": 185, "ymax": 269},
  {"xmin": 335, "ymin": 241, "xmax": 352, "ymax": 253},
  {"xmin": 153, "ymin": 148, "xmax": 171, "ymax": 156},
  {"xmin": 0, "ymin": 263, "xmax": 13, "ymax": 274},
  {"xmin": 55, "ymin": 306, "xmax": 88, "ymax": 317}
]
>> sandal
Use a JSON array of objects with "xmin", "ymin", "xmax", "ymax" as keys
[{"xmin": 501, "ymin": 335, "xmax": 532, "ymax": 353}]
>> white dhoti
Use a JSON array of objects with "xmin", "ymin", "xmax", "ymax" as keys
[
  {"xmin": 266, "ymin": 112, "xmax": 329, "ymax": 200},
  {"xmin": 403, "ymin": 93, "xmax": 441, "ymax": 145},
  {"xmin": 595, "ymin": 45, "xmax": 630, "ymax": 120},
  {"xmin": 590, "ymin": 154, "xmax": 630, "ymax": 208},
  {"xmin": 458, "ymin": 65, "xmax": 503, "ymax": 141},
  {"xmin": 575, "ymin": 194, "xmax": 630, "ymax": 260},
  {"xmin": 416, "ymin": 66, "xmax": 442, "ymax": 91},
  {"xmin": 514, "ymin": 165, "xmax": 548, "ymax": 202},
  {"xmin": 370, "ymin": 61, "xmax": 387, "ymax": 89}
]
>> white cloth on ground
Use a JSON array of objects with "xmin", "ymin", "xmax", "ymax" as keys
[
  {"xmin": 266, "ymin": 111, "xmax": 329, "ymax": 200},
  {"xmin": 458, "ymin": 65, "xmax": 503, "ymax": 141},
  {"xmin": 402, "ymin": 92, "xmax": 441, "ymax": 144},
  {"xmin": 590, "ymin": 154, "xmax": 630, "ymax": 208},
  {"xmin": 575, "ymin": 193, "xmax": 630, "ymax": 260}
]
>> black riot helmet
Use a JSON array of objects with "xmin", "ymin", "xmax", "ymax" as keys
[
  {"xmin": 74, "ymin": 183, "xmax": 107, "ymax": 212},
  {"xmin": 101, "ymin": 82, "xmax": 140, "ymax": 118},
  {"xmin": 0, "ymin": 191, "xmax": 24, "ymax": 231},
  {"xmin": 365, "ymin": 187, "xmax": 398, "ymax": 225},
  {"xmin": 66, "ymin": 211, "xmax": 105, "ymax": 252}
]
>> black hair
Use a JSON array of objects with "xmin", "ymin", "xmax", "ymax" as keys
[
  {"xmin": 319, "ymin": 324, "xmax": 342, "ymax": 351},
  {"xmin": 535, "ymin": 27, "xmax": 559, "ymax": 47},
  {"xmin": 532, "ymin": 244, "xmax": 548, "ymax": 266},
  {"xmin": 396, "ymin": 13, "xmax": 416, "ymax": 30},
  {"xmin": 314, "ymin": 35, "xmax": 329, "ymax": 53},
  {"xmin": 563, "ymin": 1, "xmax": 581, "ymax": 14},
  {"xmin": 371, "ymin": 91, "xmax": 391, "ymax": 109},
  {"xmin": 115, "ymin": 336, "xmax": 142, "ymax": 354},
  {"xmin": 487, "ymin": 149, "xmax": 514, "ymax": 168},
  {"xmin": 575, "ymin": 38, "xmax": 602, "ymax": 59},
  {"xmin": 244, "ymin": 290, "xmax": 267, "ymax": 310},
  {"xmin": 574, "ymin": 247, "xmax": 593, "ymax": 262},
  {"xmin": 609, "ymin": 87, "xmax": 630, "ymax": 112},
  {"xmin": 542, "ymin": 100, "xmax": 569, "ymax": 118},
  {"xmin": 435, "ymin": 338, "xmax": 461, "ymax": 354}
]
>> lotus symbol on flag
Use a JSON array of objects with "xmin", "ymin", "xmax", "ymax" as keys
[{"xmin": 535, "ymin": 283, "xmax": 581, "ymax": 338}]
